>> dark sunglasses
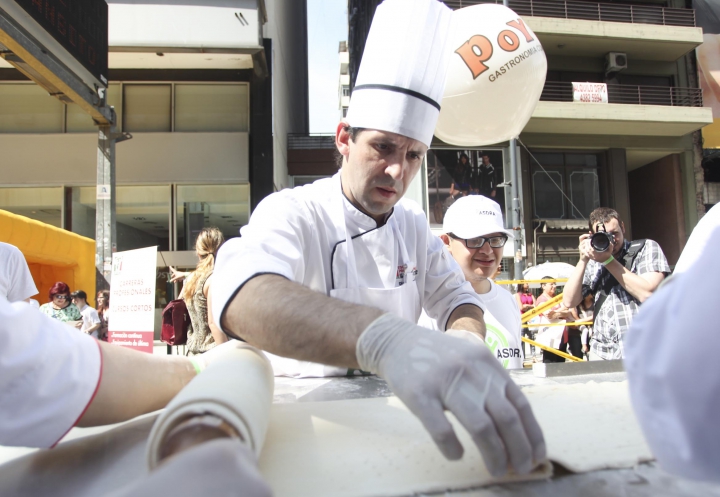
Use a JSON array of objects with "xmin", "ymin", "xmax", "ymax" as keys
[
  {"xmin": 53, "ymin": 295, "xmax": 70, "ymax": 300},
  {"xmin": 449, "ymin": 233, "xmax": 508, "ymax": 249}
]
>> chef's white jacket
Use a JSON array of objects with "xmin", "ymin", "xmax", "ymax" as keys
[
  {"xmin": 0, "ymin": 297, "xmax": 101, "ymax": 448},
  {"xmin": 213, "ymin": 174, "xmax": 484, "ymax": 333},
  {"xmin": 625, "ymin": 211, "xmax": 720, "ymax": 483}
]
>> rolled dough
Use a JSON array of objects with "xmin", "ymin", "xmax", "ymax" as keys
[
  {"xmin": 147, "ymin": 346, "xmax": 274, "ymax": 468},
  {"xmin": 0, "ymin": 380, "xmax": 652, "ymax": 497}
]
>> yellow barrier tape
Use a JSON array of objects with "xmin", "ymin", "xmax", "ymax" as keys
[
  {"xmin": 521, "ymin": 336, "xmax": 583, "ymax": 362},
  {"xmin": 522, "ymin": 321, "xmax": 593, "ymax": 328},
  {"xmin": 520, "ymin": 293, "xmax": 564, "ymax": 323},
  {"xmin": 495, "ymin": 279, "xmax": 568, "ymax": 285}
]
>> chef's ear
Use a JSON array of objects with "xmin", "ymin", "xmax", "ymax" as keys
[{"xmin": 336, "ymin": 121, "xmax": 352, "ymax": 158}]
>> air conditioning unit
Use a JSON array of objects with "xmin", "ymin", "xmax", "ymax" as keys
[{"xmin": 606, "ymin": 52, "xmax": 628, "ymax": 74}]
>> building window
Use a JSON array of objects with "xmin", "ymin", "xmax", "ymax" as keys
[
  {"xmin": 531, "ymin": 152, "xmax": 600, "ymax": 219},
  {"xmin": 176, "ymin": 184, "xmax": 249, "ymax": 251},
  {"xmin": 69, "ymin": 185, "xmax": 171, "ymax": 252},
  {"xmin": 123, "ymin": 84, "xmax": 172, "ymax": 132},
  {"xmin": 342, "ymin": 107, "xmax": 348, "ymax": 117},
  {"xmin": 0, "ymin": 187, "xmax": 63, "ymax": 227},
  {"xmin": 0, "ymin": 84, "xmax": 64, "ymax": 133},
  {"xmin": 342, "ymin": 85, "xmax": 350, "ymax": 97},
  {"xmin": 174, "ymin": 84, "xmax": 249, "ymax": 132}
]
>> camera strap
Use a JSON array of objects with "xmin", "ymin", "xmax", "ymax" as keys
[{"xmin": 593, "ymin": 239, "xmax": 647, "ymax": 320}]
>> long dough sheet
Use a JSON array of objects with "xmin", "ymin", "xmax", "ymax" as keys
[
  {"xmin": 0, "ymin": 380, "xmax": 651, "ymax": 497},
  {"xmin": 258, "ymin": 380, "xmax": 651, "ymax": 497}
]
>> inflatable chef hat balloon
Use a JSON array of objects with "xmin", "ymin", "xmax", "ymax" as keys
[
  {"xmin": 435, "ymin": 4, "xmax": 547, "ymax": 147},
  {"xmin": 345, "ymin": 0, "xmax": 452, "ymax": 148}
]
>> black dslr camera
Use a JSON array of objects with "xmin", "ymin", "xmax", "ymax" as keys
[{"xmin": 590, "ymin": 222, "xmax": 614, "ymax": 252}]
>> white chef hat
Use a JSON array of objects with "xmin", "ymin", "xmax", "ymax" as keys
[{"xmin": 345, "ymin": 0, "xmax": 452, "ymax": 148}]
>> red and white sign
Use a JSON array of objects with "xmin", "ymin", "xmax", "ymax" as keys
[
  {"xmin": 572, "ymin": 82, "xmax": 608, "ymax": 104},
  {"xmin": 108, "ymin": 246, "xmax": 157, "ymax": 354}
]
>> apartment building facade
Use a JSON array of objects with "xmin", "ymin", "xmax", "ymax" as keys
[
  {"xmin": 340, "ymin": 0, "xmax": 710, "ymax": 273},
  {"xmin": 0, "ymin": 0, "xmax": 308, "ymax": 256}
]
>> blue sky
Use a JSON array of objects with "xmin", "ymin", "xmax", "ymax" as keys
[{"xmin": 306, "ymin": 0, "xmax": 348, "ymax": 133}]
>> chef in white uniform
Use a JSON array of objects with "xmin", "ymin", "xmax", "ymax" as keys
[
  {"xmin": 419, "ymin": 196, "xmax": 524, "ymax": 369},
  {"xmin": 0, "ymin": 296, "xmax": 272, "ymax": 496},
  {"xmin": 212, "ymin": 0, "xmax": 546, "ymax": 477},
  {"xmin": 624, "ymin": 204, "xmax": 720, "ymax": 483}
]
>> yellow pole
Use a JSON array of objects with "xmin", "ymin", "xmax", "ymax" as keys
[
  {"xmin": 520, "ymin": 293, "xmax": 564, "ymax": 323},
  {"xmin": 521, "ymin": 336, "xmax": 583, "ymax": 362}
]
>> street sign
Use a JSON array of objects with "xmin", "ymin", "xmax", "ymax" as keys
[{"xmin": 13, "ymin": 0, "xmax": 108, "ymax": 86}]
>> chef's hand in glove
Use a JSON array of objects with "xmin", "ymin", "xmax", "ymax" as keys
[
  {"xmin": 110, "ymin": 439, "xmax": 272, "ymax": 497},
  {"xmin": 357, "ymin": 313, "xmax": 546, "ymax": 477}
]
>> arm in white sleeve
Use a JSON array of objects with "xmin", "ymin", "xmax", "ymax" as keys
[
  {"xmin": 0, "ymin": 298, "xmax": 101, "ymax": 448},
  {"xmin": 625, "ymin": 223, "xmax": 720, "ymax": 483},
  {"xmin": 212, "ymin": 192, "xmax": 311, "ymax": 335},
  {"xmin": 421, "ymin": 229, "xmax": 485, "ymax": 331}
]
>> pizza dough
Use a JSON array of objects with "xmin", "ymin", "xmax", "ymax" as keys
[
  {"xmin": 0, "ymin": 379, "xmax": 652, "ymax": 497},
  {"xmin": 258, "ymin": 381, "xmax": 650, "ymax": 497}
]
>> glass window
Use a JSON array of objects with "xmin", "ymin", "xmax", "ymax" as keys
[
  {"xmin": 174, "ymin": 84, "xmax": 249, "ymax": 132},
  {"xmin": 0, "ymin": 187, "xmax": 63, "ymax": 226},
  {"xmin": 565, "ymin": 153, "xmax": 598, "ymax": 168},
  {"xmin": 531, "ymin": 152, "xmax": 563, "ymax": 167},
  {"xmin": 569, "ymin": 170, "xmax": 600, "ymax": 219},
  {"xmin": 70, "ymin": 185, "xmax": 171, "ymax": 251},
  {"xmin": 67, "ymin": 83, "xmax": 122, "ymax": 132},
  {"xmin": 533, "ymin": 170, "xmax": 565, "ymax": 219},
  {"xmin": 123, "ymin": 84, "xmax": 171, "ymax": 132},
  {"xmin": 176, "ymin": 185, "xmax": 249, "ymax": 251},
  {"xmin": 0, "ymin": 84, "xmax": 64, "ymax": 133}
]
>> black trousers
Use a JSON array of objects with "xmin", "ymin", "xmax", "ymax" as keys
[{"xmin": 566, "ymin": 329, "xmax": 583, "ymax": 359}]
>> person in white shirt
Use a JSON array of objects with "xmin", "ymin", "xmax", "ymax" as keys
[
  {"xmin": 624, "ymin": 204, "xmax": 720, "ymax": 483},
  {"xmin": 0, "ymin": 297, "xmax": 272, "ymax": 496},
  {"xmin": 71, "ymin": 290, "xmax": 101, "ymax": 338},
  {"xmin": 419, "ymin": 196, "xmax": 523, "ymax": 369},
  {"xmin": 0, "ymin": 241, "xmax": 38, "ymax": 302},
  {"xmin": 212, "ymin": 0, "xmax": 545, "ymax": 477}
]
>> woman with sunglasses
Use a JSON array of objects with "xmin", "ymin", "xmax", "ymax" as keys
[{"xmin": 39, "ymin": 281, "xmax": 82, "ymax": 329}]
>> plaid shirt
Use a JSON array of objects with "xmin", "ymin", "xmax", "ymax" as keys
[{"xmin": 583, "ymin": 239, "xmax": 670, "ymax": 359}]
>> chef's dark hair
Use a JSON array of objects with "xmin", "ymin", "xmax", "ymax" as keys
[{"xmin": 334, "ymin": 126, "xmax": 366, "ymax": 168}]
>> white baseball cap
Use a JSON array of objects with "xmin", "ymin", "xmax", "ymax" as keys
[{"xmin": 442, "ymin": 195, "xmax": 514, "ymax": 240}]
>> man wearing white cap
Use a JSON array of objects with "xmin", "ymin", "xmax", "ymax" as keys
[
  {"xmin": 212, "ymin": 0, "xmax": 545, "ymax": 476},
  {"xmin": 420, "ymin": 196, "xmax": 523, "ymax": 369}
]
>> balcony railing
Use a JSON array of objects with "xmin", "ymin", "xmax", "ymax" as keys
[
  {"xmin": 540, "ymin": 81, "xmax": 704, "ymax": 107},
  {"xmin": 444, "ymin": 0, "xmax": 696, "ymax": 27}
]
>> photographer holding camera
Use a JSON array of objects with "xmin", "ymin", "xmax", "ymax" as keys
[{"xmin": 562, "ymin": 207, "xmax": 670, "ymax": 360}]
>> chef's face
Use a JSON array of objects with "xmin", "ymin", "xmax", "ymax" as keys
[
  {"xmin": 336, "ymin": 123, "xmax": 426, "ymax": 223},
  {"xmin": 442, "ymin": 232, "xmax": 504, "ymax": 282}
]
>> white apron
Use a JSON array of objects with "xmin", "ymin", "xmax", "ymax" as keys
[{"xmin": 266, "ymin": 194, "xmax": 420, "ymax": 378}]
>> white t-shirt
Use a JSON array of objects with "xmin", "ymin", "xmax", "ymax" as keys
[
  {"xmin": 673, "ymin": 202, "xmax": 720, "ymax": 275},
  {"xmin": 0, "ymin": 242, "xmax": 38, "ymax": 302},
  {"xmin": 0, "ymin": 297, "xmax": 101, "ymax": 448},
  {"xmin": 419, "ymin": 280, "xmax": 524, "ymax": 369},
  {"xmin": 78, "ymin": 303, "xmax": 101, "ymax": 337}
]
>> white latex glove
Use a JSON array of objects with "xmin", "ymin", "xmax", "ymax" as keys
[
  {"xmin": 109, "ymin": 439, "xmax": 272, "ymax": 497},
  {"xmin": 357, "ymin": 313, "xmax": 546, "ymax": 477}
]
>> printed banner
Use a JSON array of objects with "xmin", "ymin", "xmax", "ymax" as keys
[
  {"xmin": 572, "ymin": 82, "xmax": 608, "ymax": 104},
  {"xmin": 108, "ymin": 246, "xmax": 157, "ymax": 353},
  {"xmin": 695, "ymin": 0, "xmax": 720, "ymax": 148}
]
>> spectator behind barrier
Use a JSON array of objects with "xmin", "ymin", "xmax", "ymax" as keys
[{"xmin": 39, "ymin": 281, "xmax": 83, "ymax": 329}]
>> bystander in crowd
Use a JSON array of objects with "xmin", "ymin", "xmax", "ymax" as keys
[
  {"xmin": 71, "ymin": 290, "xmax": 102, "ymax": 338},
  {"xmin": 39, "ymin": 282, "xmax": 82, "ymax": 329},
  {"xmin": 563, "ymin": 207, "xmax": 669, "ymax": 360},
  {"xmin": 96, "ymin": 290, "xmax": 110, "ymax": 341}
]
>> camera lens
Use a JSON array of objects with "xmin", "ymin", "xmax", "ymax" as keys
[{"xmin": 590, "ymin": 232, "xmax": 611, "ymax": 252}]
